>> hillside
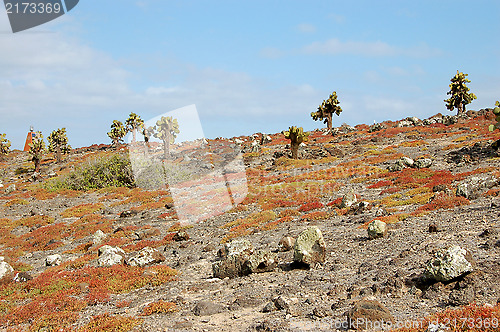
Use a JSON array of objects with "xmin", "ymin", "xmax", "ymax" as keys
[{"xmin": 1, "ymin": 111, "xmax": 500, "ymax": 331}]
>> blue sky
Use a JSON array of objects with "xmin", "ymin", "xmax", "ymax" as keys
[{"xmin": 1, "ymin": 0, "xmax": 499, "ymax": 149}]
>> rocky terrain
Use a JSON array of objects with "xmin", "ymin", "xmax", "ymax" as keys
[{"xmin": 0, "ymin": 110, "xmax": 500, "ymax": 331}]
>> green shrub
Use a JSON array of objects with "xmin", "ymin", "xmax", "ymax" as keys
[{"xmin": 45, "ymin": 154, "xmax": 135, "ymax": 191}]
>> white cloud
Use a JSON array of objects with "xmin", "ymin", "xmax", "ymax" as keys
[
  {"xmin": 296, "ymin": 23, "xmax": 316, "ymax": 33},
  {"xmin": 259, "ymin": 47, "xmax": 284, "ymax": 59},
  {"xmin": 301, "ymin": 38, "xmax": 441, "ymax": 58}
]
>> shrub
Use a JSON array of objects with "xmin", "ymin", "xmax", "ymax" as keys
[
  {"xmin": 78, "ymin": 313, "xmax": 142, "ymax": 332},
  {"xmin": 45, "ymin": 154, "xmax": 135, "ymax": 191}
]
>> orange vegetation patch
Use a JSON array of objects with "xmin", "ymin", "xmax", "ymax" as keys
[
  {"xmin": 79, "ymin": 313, "xmax": 142, "ymax": 332},
  {"xmin": 61, "ymin": 203, "xmax": 104, "ymax": 218},
  {"xmin": 298, "ymin": 201, "xmax": 324, "ymax": 212},
  {"xmin": 300, "ymin": 211, "xmax": 330, "ymax": 221},
  {"xmin": 392, "ymin": 303, "xmax": 500, "ymax": 332},
  {"xmin": 414, "ymin": 194, "xmax": 470, "ymax": 215},
  {"xmin": 142, "ymin": 300, "xmax": 177, "ymax": 316}
]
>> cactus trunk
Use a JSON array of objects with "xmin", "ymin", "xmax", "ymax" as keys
[
  {"xmin": 326, "ymin": 114, "xmax": 332, "ymax": 130},
  {"xmin": 291, "ymin": 141, "xmax": 299, "ymax": 159},
  {"xmin": 55, "ymin": 146, "xmax": 62, "ymax": 163},
  {"xmin": 163, "ymin": 137, "xmax": 170, "ymax": 159}
]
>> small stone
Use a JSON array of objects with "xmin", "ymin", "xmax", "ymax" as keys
[
  {"xmin": 13, "ymin": 272, "xmax": 32, "ymax": 283},
  {"xmin": 79, "ymin": 282, "xmax": 90, "ymax": 293},
  {"xmin": 45, "ymin": 254, "xmax": 62, "ymax": 266},
  {"xmin": 173, "ymin": 230, "xmax": 189, "ymax": 241},
  {"xmin": 278, "ymin": 236, "xmax": 295, "ymax": 252},
  {"xmin": 347, "ymin": 299, "xmax": 395, "ymax": 330},
  {"xmin": 273, "ymin": 296, "xmax": 290, "ymax": 311},
  {"xmin": 428, "ymin": 224, "xmax": 439, "ymax": 233},
  {"xmin": 367, "ymin": 220, "xmax": 387, "ymax": 239},
  {"xmin": 5, "ymin": 184, "xmax": 15, "ymax": 195},
  {"xmin": 340, "ymin": 191, "xmax": 357, "ymax": 208},
  {"xmin": 312, "ymin": 306, "xmax": 330, "ymax": 318},
  {"xmin": 119, "ymin": 210, "xmax": 138, "ymax": 218},
  {"xmin": 262, "ymin": 301, "xmax": 277, "ymax": 313}
]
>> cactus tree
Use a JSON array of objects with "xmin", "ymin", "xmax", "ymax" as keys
[
  {"xmin": 444, "ymin": 71, "xmax": 477, "ymax": 116},
  {"xmin": 142, "ymin": 126, "xmax": 155, "ymax": 144},
  {"xmin": 29, "ymin": 132, "xmax": 45, "ymax": 172},
  {"xmin": 107, "ymin": 120, "xmax": 126, "ymax": 147},
  {"xmin": 154, "ymin": 116, "xmax": 180, "ymax": 159},
  {"xmin": 0, "ymin": 133, "xmax": 11, "ymax": 160},
  {"xmin": 488, "ymin": 101, "xmax": 500, "ymax": 132},
  {"xmin": 47, "ymin": 128, "xmax": 71, "ymax": 163},
  {"xmin": 282, "ymin": 126, "xmax": 309, "ymax": 159},
  {"xmin": 125, "ymin": 112, "xmax": 144, "ymax": 143},
  {"xmin": 311, "ymin": 91, "xmax": 343, "ymax": 131}
]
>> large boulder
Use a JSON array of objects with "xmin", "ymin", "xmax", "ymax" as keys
[
  {"xmin": 425, "ymin": 245, "xmax": 474, "ymax": 282},
  {"xmin": 213, "ymin": 239, "xmax": 277, "ymax": 278},
  {"xmin": 126, "ymin": 247, "xmax": 165, "ymax": 267},
  {"xmin": 92, "ymin": 230, "xmax": 107, "ymax": 246},
  {"xmin": 293, "ymin": 226, "xmax": 326, "ymax": 266},
  {"xmin": 97, "ymin": 245, "xmax": 126, "ymax": 267}
]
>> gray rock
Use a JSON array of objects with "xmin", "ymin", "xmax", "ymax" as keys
[
  {"xmin": 127, "ymin": 247, "xmax": 165, "ymax": 267},
  {"xmin": 192, "ymin": 300, "xmax": 226, "ymax": 316},
  {"xmin": 388, "ymin": 162, "xmax": 405, "ymax": 172},
  {"xmin": 400, "ymin": 156, "xmax": 414, "ymax": 167},
  {"xmin": 262, "ymin": 301, "xmax": 277, "ymax": 313},
  {"xmin": 45, "ymin": 254, "xmax": 62, "ymax": 266},
  {"xmin": 367, "ymin": 220, "xmax": 387, "ymax": 239},
  {"xmin": 0, "ymin": 258, "xmax": 14, "ymax": 279},
  {"xmin": 213, "ymin": 240, "xmax": 276, "ymax": 278},
  {"xmin": 97, "ymin": 245, "xmax": 125, "ymax": 267},
  {"xmin": 273, "ymin": 296, "xmax": 290, "ymax": 311},
  {"xmin": 278, "ymin": 236, "xmax": 295, "ymax": 252},
  {"xmin": 369, "ymin": 123, "xmax": 386, "ymax": 133},
  {"xmin": 5, "ymin": 184, "xmax": 15, "ymax": 195},
  {"xmin": 293, "ymin": 226, "xmax": 326, "ymax": 266},
  {"xmin": 414, "ymin": 158, "xmax": 433, "ymax": 169},
  {"xmin": 425, "ymin": 245, "xmax": 474, "ymax": 282},
  {"xmin": 340, "ymin": 191, "xmax": 357, "ymax": 208},
  {"xmin": 456, "ymin": 175, "xmax": 500, "ymax": 199},
  {"xmin": 92, "ymin": 230, "xmax": 107, "ymax": 246}
]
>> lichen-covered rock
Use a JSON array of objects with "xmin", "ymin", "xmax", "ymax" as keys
[
  {"xmin": 127, "ymin": 247, "xmax": 165, "ymax": 267},
  {"xmin": 414, "ymin": 158, "xmax": 433, "ymax": 169},
  {"xmin": 367, "ymin": 220, "xmax": 387, "ymax": 239},
  {"xmin": 340, "ymin": 191, "xmax": 357, "ymax": 209},
  {"xmin": 219, "ymin": 239, "xmax": 253, "ymax": 259},
  {"xmin": 97, "ymin": 245, "xmax": 125, "ymax": 267},
  {"xmin": 213, "ymin": 240, "xmax": 276, "ymax": 278},
  {"xmin": 243, "ymin": 249, "xmax": 277, "ymax": 274},
  {"xmin": 45, "ymin": 254, "xmax": 62, "ymax": 266},
  {"xmin": 456, "ymin": 175, "xmax": 500, "ymax": 199},
  {"xmin": 293, "ymin": 226, "xmax": 326, "ymax": 266},
  {"xmin": 425, "ymin": 245, "xmax": 474, "ymax": 282},
  {"xmin": 173, "ymin": 230, "xmax": 190, "ymax": 241}
]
